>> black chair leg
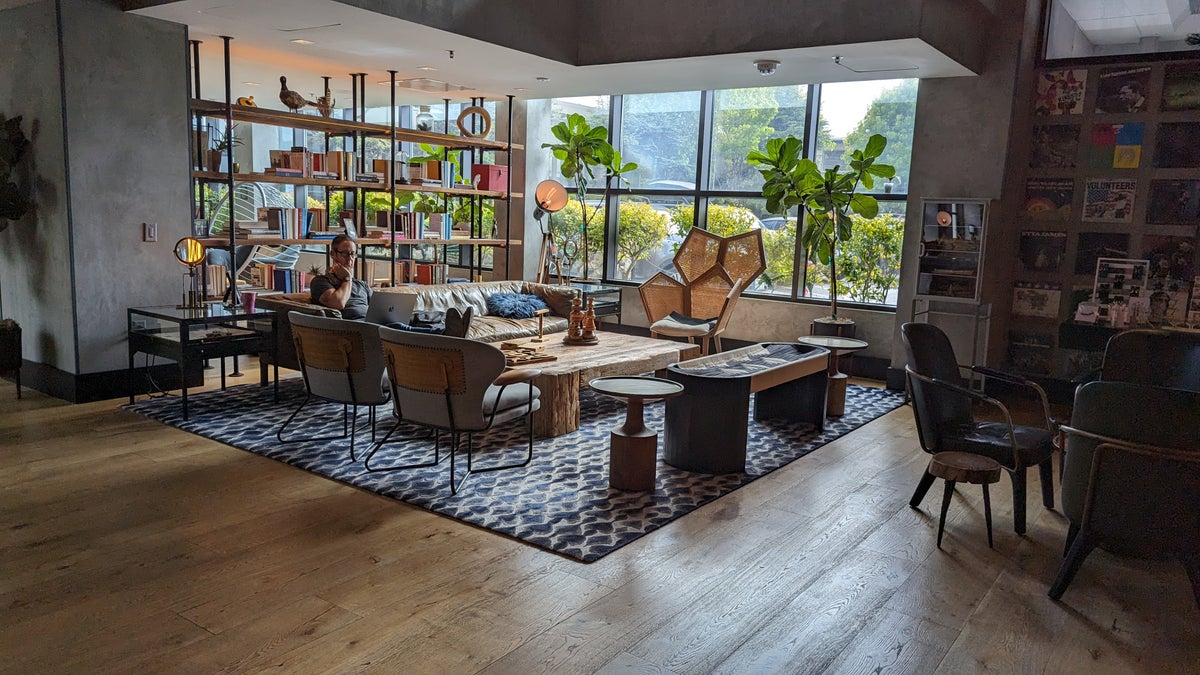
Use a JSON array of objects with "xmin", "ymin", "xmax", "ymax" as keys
[
  {"xmin": 937, "ymin": 479, "xmax": 955, "ymax": 549},
  {"xmin": 1062, "ymin": 521, "xmax": 1079, "ymax": 557},
  {"xmin": 1010, "ymin": 469, "xmax": 1028, "ymax": 535},
  {"xmin": 982, "ymin": 483, "xmax": 993, "ymax": 549},
  {"xmin": 1049, "ymin": 532, "xmax": 1096, "ymax": 600},
  {"xmin": 910, "ymin": 469, "xmax": 937, "ymax": 508},
  {"xmin": 1038, "ymin": 458, "xmax": 1055, "ymax": 509}
]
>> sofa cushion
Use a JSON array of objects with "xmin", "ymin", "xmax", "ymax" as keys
[{"xmin": 486, "ymin": 292, "xmax": 549, "ymax": 319}]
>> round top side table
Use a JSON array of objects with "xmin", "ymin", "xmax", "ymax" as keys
[
  {"xmin": 589, "ymin": 376, "xmax": 684, "ymax": 491},
  {"xmin": 796, "ymin": 335, "xmax": 868, "ymax": 417}
]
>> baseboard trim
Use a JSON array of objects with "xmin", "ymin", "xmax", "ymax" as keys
[{"xmin": 14, "ymin": 359, "xmax": 206, "ymax": 403}]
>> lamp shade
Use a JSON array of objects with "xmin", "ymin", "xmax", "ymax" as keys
[
  {"xmin": 174, "ymin": 237, "xmax": 205, "ymax": 267},
  {"xmin": 534, "ymin": 179, "xmax": 568, "ymax": 214}
]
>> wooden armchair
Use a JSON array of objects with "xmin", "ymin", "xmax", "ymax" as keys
[{"xmin": 639, "ymin": 228, "xmax": 765, "ymax": 356}]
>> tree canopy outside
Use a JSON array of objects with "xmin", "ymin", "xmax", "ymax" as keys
[{"xmin": 842, "ymin": 79, "xmax": 918, "ymax": 190}]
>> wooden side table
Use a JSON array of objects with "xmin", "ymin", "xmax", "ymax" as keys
[
  {"xmin": 923, "ymin": 451, "xmax": 1004, "ymax": 549},
  {"xmin": 796, "ymin": 335, "xmax": 868, "ymax": 416},
  {"xmin": 589, "ymin": 376, "xmax": 684, "ymax": 491}
]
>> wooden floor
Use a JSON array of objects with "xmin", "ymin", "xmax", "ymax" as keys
[{"xmin": 2, "ymin": 364, "xmax": 1198, "ymax": 674}]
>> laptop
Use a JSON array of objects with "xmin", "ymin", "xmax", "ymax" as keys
[{"xmin": 365, "ymin": 292, "xmax": 418, "ymax": 326}]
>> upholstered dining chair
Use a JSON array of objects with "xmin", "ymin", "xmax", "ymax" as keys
[
  {"xmin": 366, "ymin": 328, "xmax": 542, "ymax": 494},
  {"xmin": 277, "ymin": 312, "xmax": 389, "ymax": 461},
  {"xmin": 1099, "ymin": 329, "xmax": 1200, "ymax": 392},
  {"xmin": 901, "ymin": 322, "xmax": 1057, "ymax": 535},
  {"xmin": 1050, "ymin": 381, "xmax": 1200, "ymax": 607}
]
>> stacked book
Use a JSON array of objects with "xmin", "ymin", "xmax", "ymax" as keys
[{"xmin": 234, "ymin": 220, "xmax": 278, "ymax": 240}]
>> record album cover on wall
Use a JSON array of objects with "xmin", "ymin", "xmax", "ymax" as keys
[
  {"xmin": 1088, "ymin": 122, "xmax": 1143, "ymax": 169},
  {"xmin": 1030, "ymin": 124, "xmax": 1080, "ymax": 168},
  {"xmin": 1075, "ymin": 232, "xmax": 1131, "ymax": 274},
  {"xmin": 1035, "ymin": 69, "xmax": 1087, "ymax": 115},
  {"xmin": 1082, "ymin": 178, "xmax": 1136, "ymax": 223},
  {"xmin": 1162, "ymin": 62, "xmax": 1200, "ymax": 112},
  {"xmin": 1019, "ymin": 231, "xmax": 1068, "ymax": 271},
  {"xmin": 1095, "ymin": 66, "xmax": 1151, "ymax": 113},
  {"xmin": 1024, "ymin": 178, "xmax": 1074, "ymax": 220},
  {"xmin": 1146, "ymin": 179, "xmax": 1200, "ymax": 225},
  {"xmin": 1154, "ymin": 123, "xmax": 1200, "ymax": 168}
]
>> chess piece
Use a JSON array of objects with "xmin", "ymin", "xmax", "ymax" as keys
[
  {"xmin": 582, "ymin": 297, "xmax": 597, "ymax": 340},
  {"xmin": 568, "ymin": 297, "xmax": 584, "ymax": 339}
]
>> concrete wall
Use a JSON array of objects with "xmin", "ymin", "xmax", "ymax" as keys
[
  {"xmin": 0, "ymin": 1, "xmax": 75, "ymax": 373},
  {"xmin": 0, "ymin": 0, "xmax": 187, "ymax": 398},
  {"xmin": 61, "ymin": 0, "xmax": 190, "ymax": 377}
]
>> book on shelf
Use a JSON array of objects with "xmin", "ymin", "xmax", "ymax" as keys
[
  {"xmin": 326, "ymin": 150, "xmax": 355, "ymax": 181},
  {"xmin": 355, "ymin": 172, "xmax": 384, "ymax": 184},
  {"xmin": 205, "ymin": 264, "xmax": 228, "ymax": 298}
]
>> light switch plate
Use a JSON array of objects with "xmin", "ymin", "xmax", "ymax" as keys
[{"xmin": 143, "ymin": 222, "xmax": 158, "ymax": 242}]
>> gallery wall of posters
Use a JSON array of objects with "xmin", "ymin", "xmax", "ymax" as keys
[{"xmin": 1011, "ymin": 57, "xmax": 1200, "ymax": 382}]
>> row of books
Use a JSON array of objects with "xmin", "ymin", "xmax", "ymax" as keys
[
  {"xmin": 375, "ymin": 211, "xmax": 455, "ymax": 239},
  {"xmin": 247, "ymin": 265, "xmax": 312, "ymax": 293},
  {"xmin": 395, "ymin": 260, "xmax": 450, "ymax": 285}
]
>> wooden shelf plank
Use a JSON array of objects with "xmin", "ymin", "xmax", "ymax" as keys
[
  {"xmin": 198, "ymin": 237, "xmax": 391, "ymax": 248},
  {"xmin": 190, "ymin": 99, "xmax": 522, "ymax": 151},
  {"xmin": 382, "ymin": 238, "xmax": 516, "ymax": 247},
  {"xmin": 193, "ymin": 171, "xmax": 517, "ymax": 199}
]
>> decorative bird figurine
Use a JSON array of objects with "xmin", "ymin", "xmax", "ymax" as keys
[
  {"xmin": 235, "ymin": 95, "xmax": 257, "ymax": 108},
  {"xmin": 312, "ymin": 86, "xmax": 335, "ymax": 118},
  {"xmin": 278, "ymin": 76, "xmax": 311, "ymax": 112}
]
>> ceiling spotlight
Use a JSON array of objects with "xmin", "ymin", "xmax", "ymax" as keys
[
  {"xmin": 754, "ymin": 59, "xmax": 780, "ymax": 76},
  {"xmin": 417, "ymin": 65, "xmax": 436, "ymax": 72},
  {"xmin": 289, "ymin": 38, "xmax": 314, "ymax": 45},
  {"xmin": 832, "ymin": 55, "xmax": 843, "ymax": 64}
]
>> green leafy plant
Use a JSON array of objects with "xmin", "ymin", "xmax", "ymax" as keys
[
  {"xmin": 213, "ymin": 124, "xmax": 243, "ymax": 152},
  {"xmin": 747, "ymin": 133, "xmax": 894, "ymax": 319},
  {"xmin": 0, "ymin": 115, "xmax": 31, "ymax": 228},
  {"xmin": 542, "ymin": 113, "xmax": 637, "ymax": 279}
]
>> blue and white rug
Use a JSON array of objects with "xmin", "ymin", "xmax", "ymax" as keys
[{"xmin": 126, "ymin": 379, "xmax": 904, "ymax": 562}]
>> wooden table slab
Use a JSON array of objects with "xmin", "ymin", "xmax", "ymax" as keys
[{"xmin": 496, "ymin": 332, "xmax": 701, "ymax": 438}]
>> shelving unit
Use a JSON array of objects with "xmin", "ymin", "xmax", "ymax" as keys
[
  {"xmin": 915, "ymin": 198, "xmax": 989, "ymax": 302},
  {"xmin": 187, "ymin": 38, "xmax": 521, "ymax": 297}
]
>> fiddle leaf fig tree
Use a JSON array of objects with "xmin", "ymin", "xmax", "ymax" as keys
[
  {"xmin": 0, "ymin": 115, "xmax": 32, "ymax": 230},
  {"xmin": 747, "ymin": 133, "xmax": 894, "ymax": 319},
  {"xmin": 542, "ymin": 113, "xmax": 637, "ymax": 279}
]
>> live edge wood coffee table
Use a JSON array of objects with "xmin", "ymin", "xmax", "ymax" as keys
[{"xmin": 497, "ymin": 332, "xmax": 701, "ymax": 438}]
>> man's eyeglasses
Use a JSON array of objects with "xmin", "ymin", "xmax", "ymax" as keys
[{"xmin": 333, "ymin": 249, "xmax": 357, "ymax": 257}]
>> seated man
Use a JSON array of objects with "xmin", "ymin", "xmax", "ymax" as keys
[{"xmin": 311, "ymin": 234, "xmax": 473, "ymax": 337}]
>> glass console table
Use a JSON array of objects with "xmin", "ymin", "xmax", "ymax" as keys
[{"xmin": 127, "ymin": 304, "xmax": 278, "ymax": 420}]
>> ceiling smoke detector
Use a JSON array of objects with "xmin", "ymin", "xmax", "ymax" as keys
[{"xmin": 754, "ymin": 59, "xmax": 780, "ymax": 76}]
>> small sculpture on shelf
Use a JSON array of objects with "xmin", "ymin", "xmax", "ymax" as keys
[
  {"xmin": 582, "ymin": 297, "xmax": 597, "ymax": 341},
  {"xmin": 313, "ymin": 87, "xmax": 335, "ymax": 118},
  {"xmin": 235, "ymin": 95, "xmax": 257, "ymax": 108},
  {"xmin": 278, "ymin": 75, "xmax": 312, "ymax": 113}
]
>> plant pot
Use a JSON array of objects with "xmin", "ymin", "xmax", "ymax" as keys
[
  {"xmin": 208, "ymin": 150, "xmax": 226, "ymax": 173},
  {"xmin": 810, "ymin": 316, "xmax": 856, "ymax": 338}
]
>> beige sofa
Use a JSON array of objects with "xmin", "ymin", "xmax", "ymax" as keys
[{"xmin": 255, "ymin": 280, "xmax": 577, "ymax": 373}]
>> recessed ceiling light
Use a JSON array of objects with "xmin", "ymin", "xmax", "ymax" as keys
[
  {"xmin": 417, "ymin": 66, "xmax": 436, "ymax": 72},
  {"xmin": 513, "ymin": 87, "xmax": 527, "ymax": 91},
  {"xmin": 536, "ymin": 76, "xmax": 549, "ymax": 82},
  {"xmin": 290, "ymin": 38, "xmax": 315, "ymax": 45},
  {"xmin": 242, "ymin": 81, "xmax": 260, "ymax": 86}
]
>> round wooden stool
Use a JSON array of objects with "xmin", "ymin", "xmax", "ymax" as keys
[{"xmin": 927, "ymin": 451, "xmax": 1004, "ymax": 549}]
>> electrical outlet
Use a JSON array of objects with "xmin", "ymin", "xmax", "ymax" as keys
[{"xmin": 143, "ymin": 222, "xmax": 158, "ymax": 242}]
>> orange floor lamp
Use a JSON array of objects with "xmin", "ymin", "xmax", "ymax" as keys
[{"xmin": 533, "ymin": 179, "xmax": 568, "ymax": 284}]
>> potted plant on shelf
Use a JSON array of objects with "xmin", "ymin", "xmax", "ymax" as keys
[
  {"xmin": 747, "ymin": 133, "xmax": 894, "ymax": 327},
  {"xmin": 542, "ymin": 113, "xmax": 636, "ymax": 280},
  {"xmin": 210, "ymin": 124, "xmax": 243, "ymax": 173}
]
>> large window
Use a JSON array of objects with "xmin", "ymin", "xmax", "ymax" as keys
[{"xmin": 547, "ymin": 77, "xmax": 916, "ymax": 308}]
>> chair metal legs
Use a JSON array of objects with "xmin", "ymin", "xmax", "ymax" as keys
[
  {"xmin": 277, "ymin": 392, "xmax": 380, "ymax": 462},
  {"xmin": 447, "ymin": 410, "xmax": 536, "ymax": 495},
  {"xmin": 361, "ymin": 421, "xmax": 441, "ymax": 472}
]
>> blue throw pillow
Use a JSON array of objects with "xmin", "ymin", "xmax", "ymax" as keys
[{"xmin": 487, "ymin": 292, "xmax": 549, "ymax": 319}]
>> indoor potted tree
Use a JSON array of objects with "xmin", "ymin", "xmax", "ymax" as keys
[
  {"xmin": 747, "ymin": 133, "xmax": 894, "ymax": 326},
  {"xmin": 542, "ymin": 113, "xmax": 636, "ymax": 280},
  {"xmin": 1, "ymin": 114, "xmax": 31, "ymax": 396}
]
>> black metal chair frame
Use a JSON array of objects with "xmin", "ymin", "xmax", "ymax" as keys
[
  {"xmin": 1049, "ymin": 424, "xmax": 1200, "ymax": 607},
  {"xmin": 905, "ymin": 365, "xmax": 1056, "ymax": 535},
  {"xmin": 276, "ymin": 329, "xmax": 388, "ymax": 463},
  {"xmin": 364, "ymin": 349, "xmax": 540, "ymax": 495}
]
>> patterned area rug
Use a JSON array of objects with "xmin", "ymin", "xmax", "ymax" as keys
[{"xmin": 125, "ymin": 379, "xmax": 904, "ymax": 563}]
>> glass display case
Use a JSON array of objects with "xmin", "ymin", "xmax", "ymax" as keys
[{"xmin": 916, "ymin": 199, "xmax": 988, "ymax": 302}]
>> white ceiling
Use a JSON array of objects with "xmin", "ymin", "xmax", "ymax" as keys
[
  {"xmin": 1056, "ymin": 0, "xmax": 1200, "ymax": 45},
  {"xmin": 132, "ymin": 0, "xmax": 975, "ymax": 109}
]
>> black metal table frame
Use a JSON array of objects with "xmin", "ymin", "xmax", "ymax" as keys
[{"xmin": 127, "ymin": 305, "xmax": 279, "ymax": 420}]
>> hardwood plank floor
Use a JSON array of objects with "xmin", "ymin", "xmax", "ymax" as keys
[{"xmin": 1, "ymin": 364, "xmax": 1197, "ymax": 673}]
